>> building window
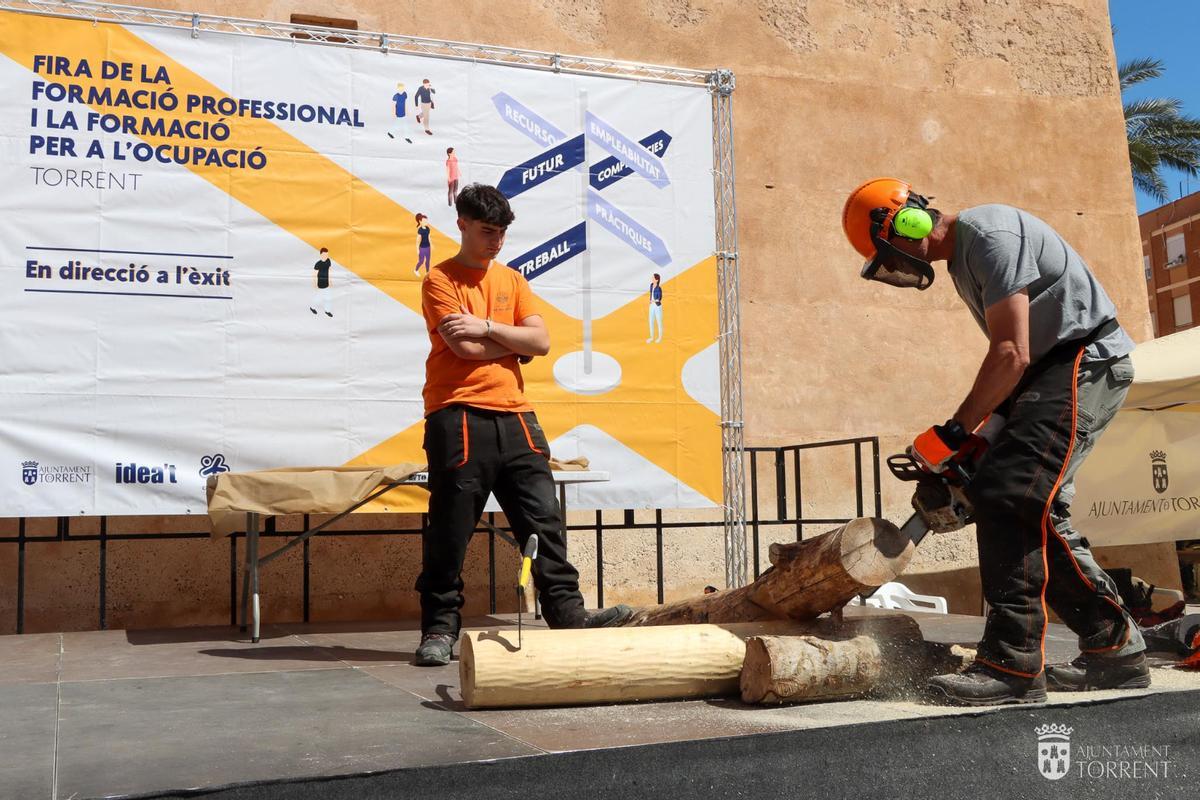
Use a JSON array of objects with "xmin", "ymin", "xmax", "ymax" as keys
[
  {"xmin": 1144, "ymin": 254, "xmax": 1152, "ymax": 281},
  {"xmin": 1174, "ymin": 294, "xmax": 1192, "ymax": 328},
  {"xmin": 1166, "ymin": 233, "xmax": 1187, "ymax": 268}
]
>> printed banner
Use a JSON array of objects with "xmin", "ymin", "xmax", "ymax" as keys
[
  {"xmin": 0, "ymin": 10, "xmax": 721, "ymax": 516},
  {"xmin": 1072, "ymin": 410, "xmax": 1200, "ymax": 546}
]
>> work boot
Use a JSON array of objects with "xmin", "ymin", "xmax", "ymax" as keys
[
  {"xmin": 1046, "ymin": 651, "xmax": 1151, "ymax": 691},
  {"xmin": 926, "ymin": 661, "xmax": 1047, "ymax": 706},
  {"xmin": 581, "ymin": 604, "xmax": 634, "ymax": 629},
  {"xmin": 414, "ymin": 632, "xmax": 456, "ymax": 667}
]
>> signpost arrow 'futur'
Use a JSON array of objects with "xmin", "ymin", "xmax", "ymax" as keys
[{"xmin": 498, "ymin": 135, "xmax": 586, "ymax": 199}]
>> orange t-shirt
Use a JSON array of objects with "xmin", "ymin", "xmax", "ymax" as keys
[{"xmin": 421, "ymin": 258, "xmax": 540, "ymax": 415}]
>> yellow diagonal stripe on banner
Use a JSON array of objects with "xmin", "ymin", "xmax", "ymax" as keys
[
  {"xmin": 0, "ymin": 13, "xmax": 722, "ymax": 510},
  {"xmin": 350, "ymin": 256, "xmax": 722, "ymax": 511},
  {"xmin": 0, "ymin": 12, "xmax": 451, "ymax": 312}
]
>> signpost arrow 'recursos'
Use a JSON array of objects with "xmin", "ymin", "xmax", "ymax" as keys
[
  {"xmin": 491, "ymin": 91, "xmax": 568, "ymax": 148},
  {"xmin": 498, "ymin": 135, "xmax": 587, "ymax": 199},
  {"xmin": 589, "ymin": 130, "xmax": 673, "ymax": 191},
  {"xmin": 583, "ymin": 111, "xmax": 670, "ymax": 189}
]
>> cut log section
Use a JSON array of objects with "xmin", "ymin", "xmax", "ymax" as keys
[
  {"xmin": 459, "ymin": 613, "xmax": 920, "ymax": 709},
  {"xmin": 740, "ymin": 614, "xmax": 926, "ymax": 703},
  {"xmin": 623, "ymin": 517, "xmax": 914, "ymax": 627}
]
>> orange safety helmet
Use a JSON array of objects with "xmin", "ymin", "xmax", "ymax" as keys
[{"xmin": 842, "ymin": 177, "xmax": 937, "ymax": 290}]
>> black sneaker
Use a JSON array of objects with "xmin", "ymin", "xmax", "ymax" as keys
[
  {"xmin": 414, "ymin": 632, "xmax": 456, "ymax": 666},
  {"xmin": 1046, "ymin": 651, "xmax": 1151, "ymax": 691},
  {"xmin": 581, "ymin": 604, "xmax": 634, "ymax": 629},
  {"xmin": 926, "ymin": 661, "xmax": 1047, "ymax": 706}
]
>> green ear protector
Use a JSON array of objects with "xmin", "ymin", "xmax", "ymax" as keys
[{"xmin": 861, "ymin": 192, "xmax": 937, "ymax": 290}]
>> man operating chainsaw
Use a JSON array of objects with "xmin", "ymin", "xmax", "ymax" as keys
[{"xmin": 843, "ymin": 178, "xmax": 1148, "ymax": 706}]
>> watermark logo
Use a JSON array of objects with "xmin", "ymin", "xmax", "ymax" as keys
[
  {"xmin": 1036, "ymin": 723, "xmax": 1073, "ymax": 780},
  {"xmin": 1150, "ymin": 450, "xmax": 1168, "ymax": 494},
  {"xmin": 199, "ymin": 453, "xmax": 230, "ymax": 477},
  {"xmin": 22, "ymin": 460, "xmax": 38, "ymax": 486},
  {"xmin": 1033, "ymin": 723, "xmax": 1175, "ymax": 780}
]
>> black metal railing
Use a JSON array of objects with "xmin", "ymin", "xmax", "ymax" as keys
[
  {"xmin": 746, "ymin": 436, "xmax": 882, "ymax": 578},
  {"xmin": 0, "ymin": 437, "xmax": 879, "ymax": 633}
]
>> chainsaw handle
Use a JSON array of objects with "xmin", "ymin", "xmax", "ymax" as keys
[
  {"xmin": 886, "ymin": 453, "xmax": 926, "ymax": 482},
  {"xmin": 888, "ymin": 453, "xmax": 974, "ymax": 487}
]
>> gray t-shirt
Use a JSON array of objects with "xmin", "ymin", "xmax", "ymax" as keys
[{"xmin": 949, "ymin": 204, "xmax": 1133, "ymax": 364}]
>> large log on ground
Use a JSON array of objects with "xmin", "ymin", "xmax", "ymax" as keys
[
  {"xmin": 459, "ymin": 613, "xmax": 921, "ymax": 709},
  {"xmin": 624, "ymin": 517, "xmax": 913, "ymax": 626}
]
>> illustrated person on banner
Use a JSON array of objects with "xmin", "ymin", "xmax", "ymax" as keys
[
  {"xmin": 387, "ymin": 81, "xmax": 412, "ymax": 143},
  {"xmin": 414, "ymin": 213, "xmax": 432, "ymax": 276},
  {"xmin": 647, "ymin": 272, "xmax": 664, "ymax": 343},
  {"xmin": 415, "ymin": 78, "xmax": 435, "ymax": 135},
  {"xmin": 412, "ymin": 183, "xmax": 633, "ymax": 667},
  {"xmin": 446, "ymin": 146, "xmax": 460, "ymax": 206},
  {"xmin": 310, "ymin": 247, "xmax": 333, "ymax": 317}
]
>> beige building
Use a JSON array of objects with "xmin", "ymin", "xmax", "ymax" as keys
[{"xmin": 0, "ymin": 0, "xmax": 1180, "ymax": 633}]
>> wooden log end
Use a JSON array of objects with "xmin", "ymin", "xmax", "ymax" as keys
[
  {"xmin": 839, "ymin": 517, "xmax": 913, "ymax": 587},
  {"xmin": 459, "ymin": 634, "xmax": 477, "ymax": 709},
  {"xmin": 739, "ymin": 636, "xmax": 774, "ymax": 704}
]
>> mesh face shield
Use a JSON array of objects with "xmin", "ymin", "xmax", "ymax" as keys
[
  {"xmin": 860, "ymin": 210, "xmax": 936, "ymax": 290},
  {"xmin": 860, "ymin": 252, "xmax": 935, "ymax": 290}
]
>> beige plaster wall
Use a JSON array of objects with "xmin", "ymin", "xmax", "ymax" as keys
[{"xmin": 1, "ymin": 0, "xmax": 1180, "ymax": 633}]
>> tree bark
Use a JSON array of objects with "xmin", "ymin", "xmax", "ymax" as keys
[
  {"xmin": 623, "ymin": 517, "xmax": 913, "ymax": 627},
  {"xmin": 739, "ymin": 614, "xmax": 925, "ymax": 703}
]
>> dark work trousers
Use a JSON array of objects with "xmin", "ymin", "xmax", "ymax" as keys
[
  {"xmin": 967, "ymin": 341, "xmax": 1145, "ymax": 678},
  {"xmin": 416, "ymin": 404, "xmax": 586, "ymax": 637}
]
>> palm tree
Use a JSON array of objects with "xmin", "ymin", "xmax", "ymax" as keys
[{"xmin": 1121, "ymin": 56, "xmax": 1200, "ymax": 202}]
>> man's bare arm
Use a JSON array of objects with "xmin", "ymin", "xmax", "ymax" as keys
[
  {"xmin": 953, "ymin": 288, "xmax": 1032, "ymax": 431},
  {"xmin": 487, "ymin": 314, "xmax": 549, "ymax": 357},
  {"xmin": 438, "ymin": 309, "xmax": 549, "ymax": 358}
]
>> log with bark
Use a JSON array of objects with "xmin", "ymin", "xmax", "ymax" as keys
[
  {"xmin": 739, "ymin": 614, "xmax": 927, "ymax": 703},
  {"xmin": 623, "ymin": 517, "xmax": 914, "ymax": 627},
  {"xmin": 459, "ymin": 612, "xmax": 948, "ymax": 709}
]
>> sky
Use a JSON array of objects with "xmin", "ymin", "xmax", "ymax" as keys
[{"xmin": 1109, "ymin": 1, "xmax": 1200, "ymax": 213}]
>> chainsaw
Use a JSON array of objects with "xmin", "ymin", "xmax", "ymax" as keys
[
  {"xmin": 887, "ymin": 413, "xmax": 1006, "ymax": 546},
  {"xmin": 887, "ymin": 452, "xmax": 975, "ymax": 546}
]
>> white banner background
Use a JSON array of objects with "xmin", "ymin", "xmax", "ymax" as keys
[{"xmin": 0, "ymin": 13, "xmax": 720, "ymax": 516}]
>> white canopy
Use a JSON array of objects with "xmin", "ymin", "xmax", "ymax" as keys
[{"xmin": 1125, "ymin": 327, "xmax": 1200, "ymax": 410}]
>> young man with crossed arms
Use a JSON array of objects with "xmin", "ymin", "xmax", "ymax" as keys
[{"xmin": 414, "ymin": 183, "xmax": 630, "ymax": 666}]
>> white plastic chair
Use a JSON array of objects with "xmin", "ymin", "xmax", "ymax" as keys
[{"xmin": 853, "ymin": 581, "xmax": 948, "ymax": 614}]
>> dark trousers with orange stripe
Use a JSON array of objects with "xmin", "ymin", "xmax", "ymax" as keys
[
  {"xmin": 967, "ymin": 349, "xmax": 1145, "ymax": 678},
  {"xmin": 416, "ymin": 404, "xmax": 586, "ymax": 637}
]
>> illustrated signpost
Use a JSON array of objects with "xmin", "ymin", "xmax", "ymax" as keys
[{"xmin": 494, "ymin": 90, "xmax": 673, "ymax": 395}]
